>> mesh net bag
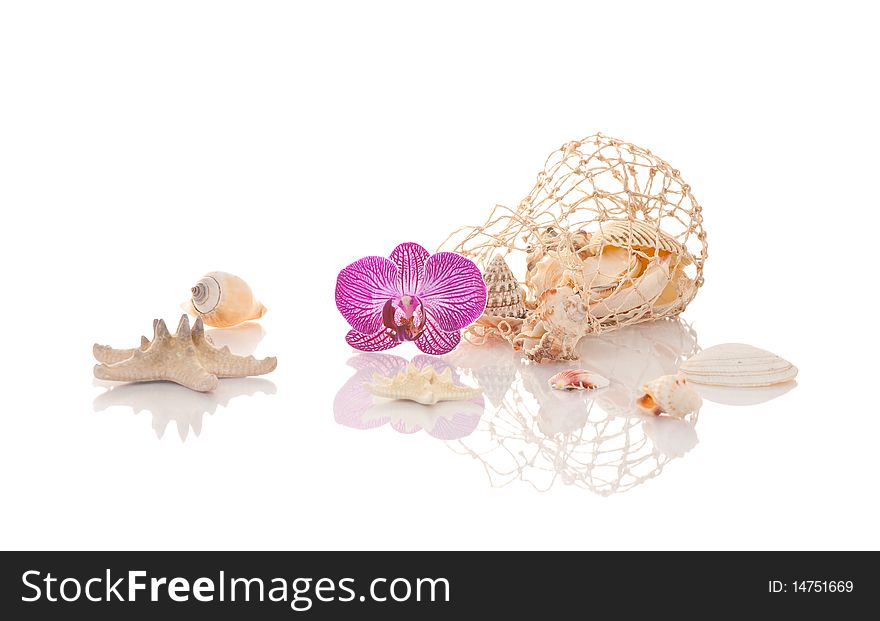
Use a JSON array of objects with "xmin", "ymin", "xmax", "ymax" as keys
[{"xmin": 441, "ymin": 133, "xmax": 708, "ymax": 362}]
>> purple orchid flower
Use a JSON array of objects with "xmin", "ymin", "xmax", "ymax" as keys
[{"xmin": 336, "ymin": 242, "xmax": 487, "ymax": 355}]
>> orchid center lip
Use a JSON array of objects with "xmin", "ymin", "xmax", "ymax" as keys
[
  {"xmin": 398, "ymin": 295, "xmax": 419, "ymax": 318},
  {"xmin": 382, "ymin": 297, "xmax": 426, "ymax": 342}
]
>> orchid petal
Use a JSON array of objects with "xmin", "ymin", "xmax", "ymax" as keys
[
  {"xmin": 345, "ymin": 329, "xmax": 399, "ymax": 352},
  {"xmin": 415, "ymin": 319, "xmax": 461, "ymax": 355},
  {"xmin": 389, "ymin": 242, "xmax": 430, "ymax": 296},
  {"xmin": 335, "ymin": 256, "xmax": 399, "ymax": 335},
  {"xmin": 420, "ymin": 252, "xmax": 487, "ymax": 332}
]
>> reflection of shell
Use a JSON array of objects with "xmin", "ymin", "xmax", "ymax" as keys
[
  {"xmin": 184, "ymin": 271, "xmax": 267, "ymax": 328},
  {"xmin": 473, "ymin": 364, "xmax": 517, "ymax": 408},
  {"xmin": 365, "ymin": 364, "xmax": 482, "ymax": 405},
  {"xmin": 548, "ymin": 369, "xmax": 609, "ymax": 391},
  {"xmin": 483, "ymin": 255, "xmax": 527, "ymax": 318},
  {"xmin": 636, "ymin": 374, "xmax": 702, "ymax": 418},
  {"xmin": 679, "ymin": 343, "xmax": 798, "ymax": 387}
]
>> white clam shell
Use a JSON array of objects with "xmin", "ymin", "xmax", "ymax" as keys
[
  {"xmin": 679, "ymin": 343, "xmax": 798, "ymax": 387},
  {"xmin": 637, "ymin": 374, "xmax": 702, "ymax": 418}
]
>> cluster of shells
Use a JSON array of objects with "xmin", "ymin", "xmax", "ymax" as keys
[{"xmin": 444, "ymin": 134, "xmax": 708, "ymax": 363}]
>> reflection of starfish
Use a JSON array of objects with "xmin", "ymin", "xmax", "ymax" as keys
[
  {"xmin": 93, "ymin": 377, "xmax": 276, "ymax": 440},
  {"xmin": 93, "ymin": 315, "xmax": 276, "ymax": 392},
  {"xmin": 334, "ymin": 353, "xmax": 485, "ymax": 440},
  {"xmin": 365, "ymin": 364, "xmax": 482, "ymax": 405}
]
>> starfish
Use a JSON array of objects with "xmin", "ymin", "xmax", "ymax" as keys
[
  {"xmin": 364, "ymin": 363, "xmax": 482, "ymax": 405},
  {"xmin": 93, "ymin": 315, "xmax": 277, "ymax": 392}
]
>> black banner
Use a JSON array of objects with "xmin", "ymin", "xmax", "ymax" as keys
[{"xmin": 0, "ymin": 552, "xmax": 874, "ymax": 619}]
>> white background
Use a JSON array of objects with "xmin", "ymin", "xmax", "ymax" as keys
[{"xmin": 1, "ymin": 1, "xmax": 877, "ymax": 550}]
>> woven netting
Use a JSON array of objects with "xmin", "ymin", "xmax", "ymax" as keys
[
  {"xmin": 447, "ymin": 318, "xmax": 700, "ymax": 495},
  {"xmin": 448, "ymin": 392, "xmax": 699, "ymax": 496},
  {"xmin": 441, "ymin": 133, "xmax": 708, "ymax": 362}
]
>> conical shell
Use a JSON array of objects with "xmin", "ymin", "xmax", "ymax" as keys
[
  {"xmin": 483, "ymin": 255, "xmax": 527, "ymax": 319},
  {"xmin": 679, "ymin": 343, "xmax": 797, "ymax": 387},
  {"xmin": 184, "ymin": 271, "xmax": 267, "ymax": 328},
  {"xmin": 636, "ymin": 374, "xmax": 702, "ymax": 418}
]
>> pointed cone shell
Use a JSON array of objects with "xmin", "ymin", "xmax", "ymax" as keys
[
  {"xmin": 184, "ymin": 271, "xmax": 267, "ymax": 328},
  {"xmin": 637, "ymin": 374, "xmax": 702, "ymax": 418},
  {"xmin": 679, "ymin": 343, "xmax": 798, "ymax": 387},
  {"xmin": 483, "ymin": 255, "xmax": 527, "ymax": 318},
  {"xmin": 473, "ymin": 365, "xmax": 517, "ymax": 408}
]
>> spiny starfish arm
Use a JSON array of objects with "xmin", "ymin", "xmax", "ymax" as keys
[{"xmin": 190, "ymin": 317, "xmax": 278, "ymax": 378}]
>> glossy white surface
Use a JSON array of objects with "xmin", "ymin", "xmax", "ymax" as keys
[{"xmin": 1, "ymin": 1, "xmax": 877, "ymax": 550}]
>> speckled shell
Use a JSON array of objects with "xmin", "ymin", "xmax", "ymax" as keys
[
  {"xmin": 483, "ymin": 255, "xmax": 527, "ymax": 318},
  {"xmin": 637, "ymin": 374, "xmax": 702, "ymax": 418}
]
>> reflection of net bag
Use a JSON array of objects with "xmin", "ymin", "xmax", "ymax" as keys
[
  {"xmin": 449, "ymin": 391, "xmax": 699, "ymax": 495},
  {"xmin": 447, "ymin": 319, "xmax": 700, "ymax": 495},
  {"xmin": 442, "ymin": 134, "xmax": 708, "ymax": 362}
]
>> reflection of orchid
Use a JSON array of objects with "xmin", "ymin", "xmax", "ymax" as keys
[
  {"xmin": 336, "ymin": 242, "xmax": 487, "ymax": 355},
  {"xmin": 334, "ymin": 353, "xmax": 484, "ymax": 440}
]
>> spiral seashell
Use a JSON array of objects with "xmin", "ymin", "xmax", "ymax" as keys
[
  {"xmin": 636, "ymin": 374, "xmax": 702, "ymax": 418},
  {"xmin": 483, "ymin": 255, "xmax": 527, "ymax": 318},
  {"xmin": 184, "ymin": 271, "xmax": 267, "ymax": 328}
]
